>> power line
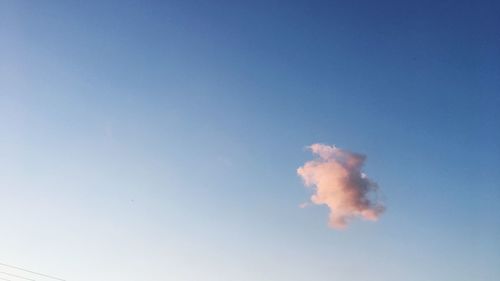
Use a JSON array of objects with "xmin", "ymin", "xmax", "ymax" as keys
[
  {"xmin": 0, "ymin": 271, "xmax": 37, "ymax": 281},
  {"xmin": 0, "ymin": 263, "xmax": 66, "ymax": 281}
]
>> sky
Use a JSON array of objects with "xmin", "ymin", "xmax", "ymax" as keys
[{"xmin": 1, "ymin": 0, "xmax": 499, "ymax": 280}]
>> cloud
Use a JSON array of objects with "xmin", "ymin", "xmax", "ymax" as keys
[{"xmin": 297, "ymin": 144, "xmax": 384, "ymax": 229}]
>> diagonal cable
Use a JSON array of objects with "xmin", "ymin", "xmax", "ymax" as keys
[{"xmin": 0, "ymin": 263, "xmax": 65, "ymax": 281}]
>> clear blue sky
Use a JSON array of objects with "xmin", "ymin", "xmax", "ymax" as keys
[{"xmin": 1, "ymin": 1, "xmax": 499, "ymax": 280}]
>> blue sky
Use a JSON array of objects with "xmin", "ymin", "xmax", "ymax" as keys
[{"xmin": 1, "ymin": 1, "xmax": 499, "ymax": 280}]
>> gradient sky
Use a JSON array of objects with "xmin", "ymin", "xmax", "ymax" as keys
[{"xmin": 1, "ymin": 1, "xmax": 499, "ymax": 280}]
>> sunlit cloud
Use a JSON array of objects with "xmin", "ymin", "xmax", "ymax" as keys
[{"xmin": 297, "ymin": 144, "xmax": 384, "ymax": 229}]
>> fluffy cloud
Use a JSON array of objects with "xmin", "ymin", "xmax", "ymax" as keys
[{"xmin": 297, "ymin": 144, "xmax": 384, "ymax": 229}]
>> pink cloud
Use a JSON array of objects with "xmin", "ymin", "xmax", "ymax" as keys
[{"xmin": 297, "ymin": 144, "xmax": 384, "ymax": 229}]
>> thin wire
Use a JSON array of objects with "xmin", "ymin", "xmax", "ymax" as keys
[
  {"xmin": 0, "ymin": 271, "xmax": 38, "ymax": 281},
  {"xmin": 0, "ymin": 263, "xmax": 66, "ymax": 281}
]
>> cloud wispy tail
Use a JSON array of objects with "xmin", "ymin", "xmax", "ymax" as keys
[{"xmin": 297, "ymin": 144, "xmax": 384, "ymax": 229}]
